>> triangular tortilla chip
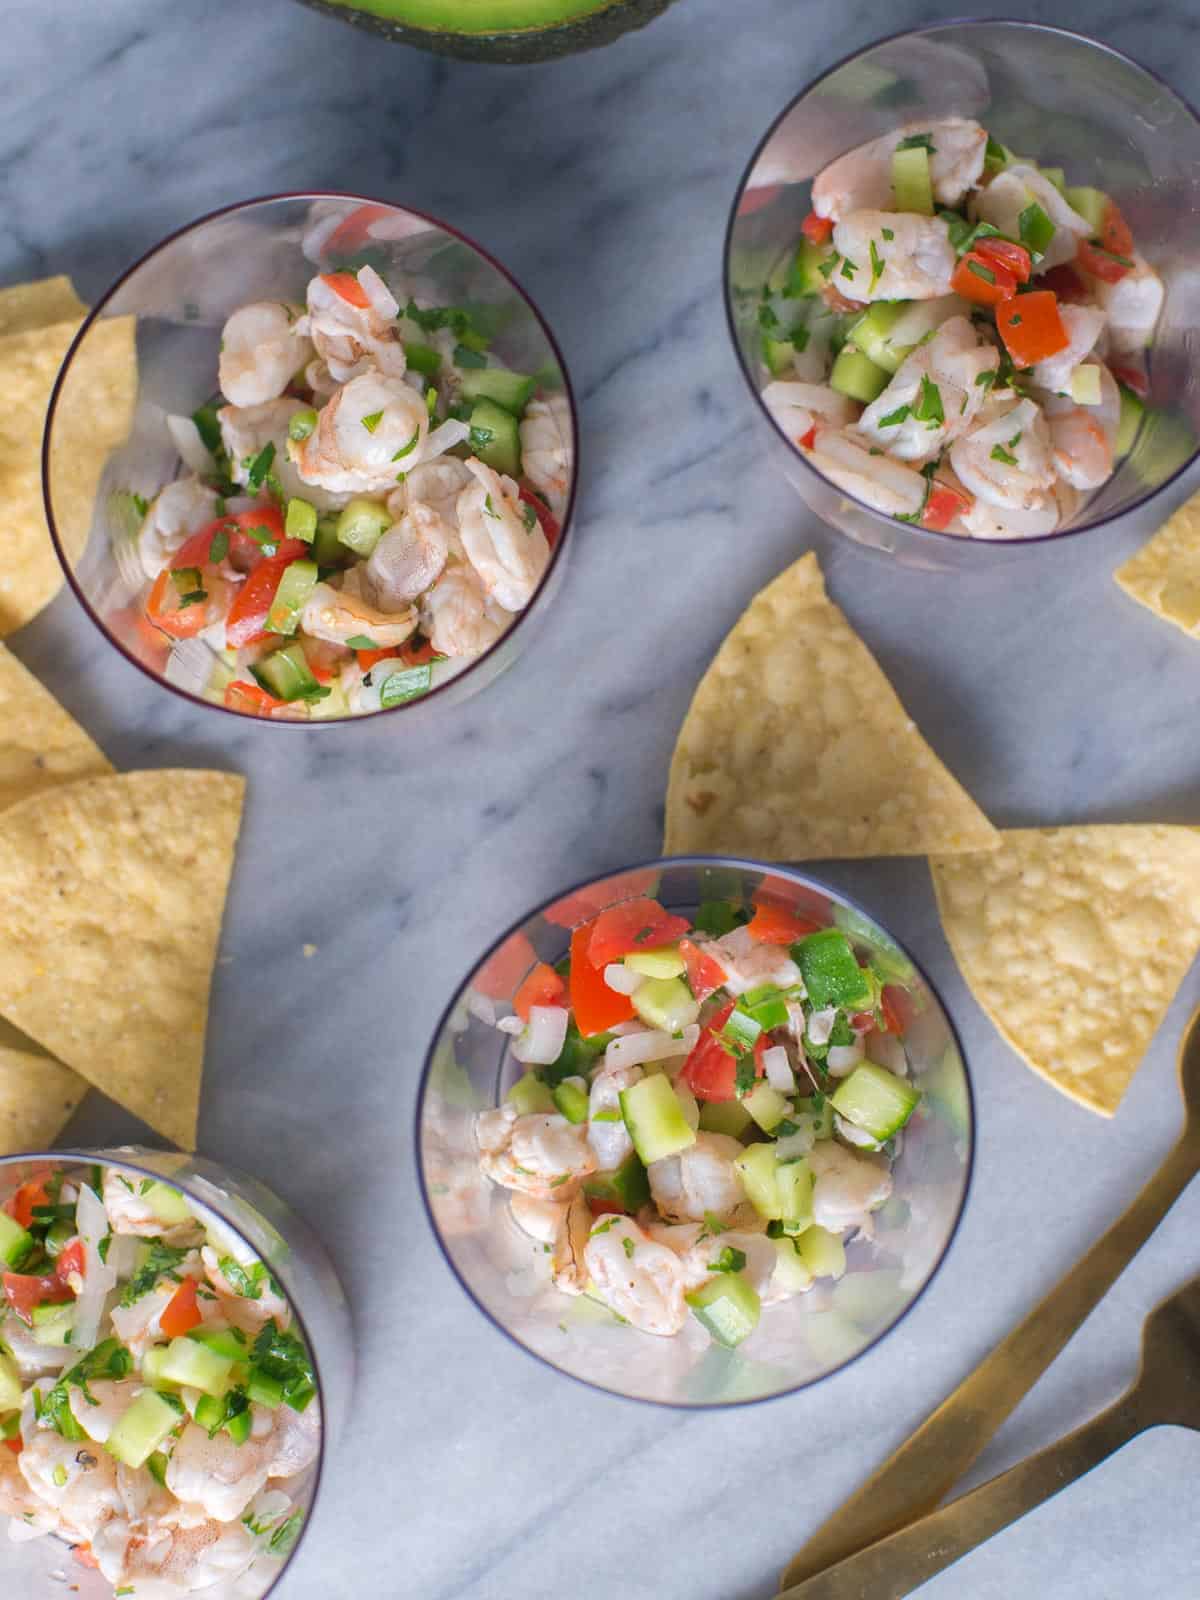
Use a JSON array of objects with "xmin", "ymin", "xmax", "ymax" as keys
[
  {"xmin": 0, "ymin": 1045, "xmax": 87, "ymax": 1156},
  {"xmin": 0, "ymin": 642, "xmax": 113, "ymax": 813},
  {"xmin": 931, "ymin": 825, "xmax": 1200, "ymax": 1116},
  {"xmin": 0, "ymin": 275, "xmax": 86, "ymax": 338},
  {"xmin": 1114, "ymin": 489, "xmax": 1200, "ymax": 638},
  {"xmin": 664, "ymin": 552, "xmax": 998, "ymax": 860},
  {"xmin": 0, "ymin": 771, "xmax": 245, "ymax": 1149}
]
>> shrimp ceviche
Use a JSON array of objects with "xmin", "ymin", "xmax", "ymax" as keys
[
  {"xmin": 473, "ymin": 893, "xmax": 923, "ymax": 1348},
  {"xmin": 759, "ymin": 119, "xmax": 1161, "ymax": 538},
  {"xmin": 0, "ymin": 1163, "xmax": 318, "ymax": 1596},
  {"xmin": 130, "ymin": 266, "xmax": 569, "ymax": 718}
]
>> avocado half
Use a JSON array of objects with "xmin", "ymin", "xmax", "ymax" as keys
[{"xmin": 290, "ymin": 0, "xmax": 681, "ymax": 63}]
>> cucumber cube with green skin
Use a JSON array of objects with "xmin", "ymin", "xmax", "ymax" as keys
[
  {"xmin": 1065, "ymin": 185, "xmax": 1110, "ymax": 233},
  {"xmin": 831, "ymin": 1062, "xmax": 921, "ymax": 1142},
  {"xmin": 685, "ymin": 1272, "xmax": 761, "ymax": 1348},
  {"xmin": 891, "ymin": 145, "xmax": 934, "ymax": 214},
  {"xmin": 787, "ymin": 239, "xmax": 833, "ymax": 297},
  {"xmin": 741, "ymin": 1082, "xmax": 791, "ymax": 1134},
  {"xmin": 312, "ymin": 514, "xmax": 349, "ymax": 569},
  {"xmin": 106, "ymin": 1390, "xmax": 182, "ymax": 1469},
  {"xmin": 761, "ymin": 335, "xmax": 795, "ymax": 378},
  {"xmin": 31, "ymin": 1306, "xmax": 74, "ymax": 1347},
  {"xmin": 698, "ymin": 1099, "xmax": 753, "ymax": 1139},
  {"xmin": 796, "ymin": 1224, "xmax": 847, "ymax": 1281},
  {"xmin": 247, "ymin": 1369, "xmax": 285, "ymax": 1409},
  {"xmin": 790, "ymin": 1095, "xmax": 835, "ymax": 1143},
  {"xmin": 619, "ymin": 1076, "xmax": 696, "ymax": 1166},
  {"xmin": 226, "ymin": 1406, "xmax": 253, "ymax": 1446},
  {"xmin": 734, "ymin": 1143, "xmax": 783, "ymax": 1220},
  {"xmin": 187, "ymin": 1326, "xmax": 248, "ymax": 1363},
  {"xmin": 141, "ymin": 1346, "xmax": 177, "ymax": 1387},
  {"xmin": 776, "ymin": 1157, "xmax": 814, "ymax": 1233},
  {"xmin": 771, "ymin": 1236, "xmax": 814, "ymax": 1295},
  {"xmin": 284, "ymin": 498, "xmax": 317, "ymax": 543},
  {"xmin": 335, "ymin": 498, "xmax": 392, "ymax": 557},
  {"xmin": 1039, "ymin": 166, "xmax": 1066, "ymax": 196},
  {"xmin": 829, "ymin": 346, "xmax": 891, "ymax": 404},
  {"xmin": 468, "ymin": 399, "xmax": 522, "ymax": 477},
  {"xmin": 140, "ymin": 1181, "xmax": 193, "ymax": 1226},
  {"xmin": 794, "ymin": 929, "xmax": 873, "ymax": 1011},
  {"xmin": 506, "ymin": 1072, "xmax": 556, "ymax": 1116},
  {"xmin": 848, "ymin": 302, "xmax": 916, "ymax": 375},
  {"xmin": 630, "ymin": 976, "xmax": 699, "ymax": 1033},
  {"xmin": 458, "ymin": 367, "xmax": 536, "ymax": 416},
  {"xmin": 404, "ymin": 342, "xmax": 442, "ymax": 379},
  {"xmin": 266, "ymin": 560, "xmax": 319, "ymax": 635},
  {"xmin": 0, "ymin": 1351, "xmax": 22, "ymax": 1411},
  {"xmin": 1116, "ymin": 384, "xmax": 1145, "ymax": 456},
  {"xmin": 552, "ymin": 1079, "xmax": 590, "ymax": 1125},
  {"xmin": 193, "ymin": 1392, "xmax": 225, "ymax": 1432},
  {"xmin": 582, "ymin": 1150, "xmax": 651, "ymax": 1214},
  {"xmin": 0, "ymin": 1210, "xmax": 34, "ymax": 1269},
  {"xmin": 624, "ymin": 944, "xmax": 685, "ymax": 980},
  {"xmin": 157, "ymin": 1336, "xmax": 236, "ymax": 1397},
  {"xmin": 253, "ymin": 642, "xmax": 319, "ymax": 703}
]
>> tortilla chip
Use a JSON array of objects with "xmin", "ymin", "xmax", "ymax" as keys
[
  {"xmin": 0, "ymin": 276, "xmax": 86, "ymax": 338},
  {"xmin": 0, "ymin": 770, "xmax": 245, "ymax": 1149},
  {"xmin": 0, "ymin": 313, "xmax": 136, "ymax": 637},
  {"xmin": 931, "ymin": 825, "xmax": 1200, "ymax": 1116},
  {"xmin": 0, "ymin": 1046, "xmax": 87, "ymax": 1156},
  {"xmin": 664, "ymin": 553, "xmax": 998, "ymax": 860},
  {"xmin": 1114, "ymin": 490, "xmax": 1200, "ymax": 638},
  {"xmin": 0, "ymin": 642, "xmax": 113, "ymax": 812}
]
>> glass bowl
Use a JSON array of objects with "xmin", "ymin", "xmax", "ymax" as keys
[
  {"xmin": 418, "ymin": 857, "xmax": 973, "ymax": 1407},
  {"xmin": 725, "ymin": 22, "xmax": 1200, "ymax": 571},
  {"xmin": 0, "ymin": 1146, "xmax": 352, "ymax": 1597},
  {"xmin": 43, "ymin": 193, "xmax": 578, "ymax": 724}
]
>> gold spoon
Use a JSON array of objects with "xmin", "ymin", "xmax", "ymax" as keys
[
  {"xmin": 779, "ymin": 1005, "xmax": 1200, "ymax": 1592},
  {"xmin": 777, "ymin": 1272, "xmax": 1200, "ymax": 1600}
]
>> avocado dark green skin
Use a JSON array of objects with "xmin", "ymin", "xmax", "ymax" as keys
[{"xmin": 289, "ymin": 0, "xmax": 680, "ymax": 63}]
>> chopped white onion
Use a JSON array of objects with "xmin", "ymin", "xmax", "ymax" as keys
[
  {"xmin": 73, "ymin": 1181, "xmax": 118, "ymax": 1353},
  {"xmin": 673, "ymin": 1079, "xmax": 701, "ymax": 1131},
  {"xmin": 496, "ymin": 1015, "xmax": 524, "ymax": 1035},
  {"xmin": 357, "ymin": 264, "xmax": 400, "ymax": 322},
  {"xmin": 512, "ymin": 1004, "xmax": 569, "ymax": 1065},
  {"xmin": 827, "ymin": 1040, "xmax": 865, "ymax": 1077},
  {"xmin": 761, "ymin": 1045, "xmax": 796, "ymax": 1094},
  {"xmin": 806, "ymin": 1006, "xmax": 839, "ymax": 1045},
  {"xmin": 605, "ymin": 1024, "xmax": 699, "ymax": 1071},
  {"xmin": 465, "ymin": 990, "xmax": 497, "ymax": 1027},
  {"xmin": 603, "ymin": 963, "xmax": 643, "ymax": 996},
  {"xmin": 422, "ymin": 418, "xmax": 471, "ymax": 461},
  {"xmin": 166, "ymin": 414, "xmax": 217, "ymax": 475}
]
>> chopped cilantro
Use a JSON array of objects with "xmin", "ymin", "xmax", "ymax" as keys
[
  {"xmin": 483, "ymin": 494, "xmax": 500, "ymax": 520},
  {"xmin": 208, "ymin": 527, "xmax": 230, "ymax": 564},
  {"xmin": 914, "ymin": 374, "xmax": 944, "ymax": 427},
  {"xmin": 869, "ymin": 239, "xmax": 885, "ymax": 290},
  {"xmin": 701, "ymin": 1212, "xmax": 727, "ymax": 1237},
  {"xmin": 268, "ymin": 1509, "xmax": 305, "ymax": 1559},
  {"xmin": 896, "ymin": 132, "xmax": 935, "ymax": 152},
  {"xmin": 818, "ymin": 254, "xmax": 839, "ymax": 282},
  {"xmin": 218, "ymin": 1256, "xmax": 268, "ymax": 1300},
  {"xmin": 119, "ymin": 1242, "xmax": 189, "ymax": 1308},
  {"xmin": 250, "ymin": 1320, "xmax": 316, "ymax": 1414},
  {"xmin": 990, "ymin": 443, "xmax": 1018, "ymax": 465},
  {"xmin": 840, "ymin": 256, "xmax": 857, "ymax": 281},
  {"xmin": 882, "ymin": 227, "xmax": 895, "ymax": 242},
  {"xmin": 245, "ymin": 442, "xmax": 275, "ymax": 491},
  {"xmin": 360, "ymin": 410, "xmax": 384, "ymax": 434},
  {"xmin": 878, "ymin": 403, "xmax": 910, "ymax": 429},
  {"xmin": 708, "ymin": 1246, "xmax": 748, "ymax": 1274},
  {"xmin": 622, "ymin": 1236, "xmax": 636, "ymax": 1260}
]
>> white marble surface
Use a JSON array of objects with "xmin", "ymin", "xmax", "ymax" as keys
[{"xmin": 4, "ymin": 0, "xmax": 1200, "ymax": 1595}]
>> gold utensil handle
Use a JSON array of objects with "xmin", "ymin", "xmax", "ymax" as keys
[
  {"xmin": 779, "ymin": 1399, "xmax": 1143, "ymax": 1600},
  {"xmin": 779, "ymin": 1132, "xmax": 1199, "ymax": 1589}
]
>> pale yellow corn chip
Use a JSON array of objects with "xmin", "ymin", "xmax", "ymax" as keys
[
  {"xmin": 931, "ymin": 825, "xmax": 1200, "ymax": 1116},
  {"xmin": 0, "ymin": 1045, "xmax": 87, "ymax": 1156},
  {"xmin": 0, "ymin": 275, "xmax": 86, "ymax": 338},
  {"xmin": 0, "ymin": 642, "xmax": 113, "ymax": 813},
  {"xmin": 664, "ymin": 552, "xmax": 998, "ymax": 860},
  {"xmin": 1114, "ymin": 490, "xmax": 1200, "ymax": 637}
]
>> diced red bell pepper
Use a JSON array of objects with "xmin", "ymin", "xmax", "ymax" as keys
[
  {"xmin": 225, "ymin": 552, "xmax": 305, "ymax": 647},
  {"xmin": 3, "ymin": 1272, "xmax": 72, "ymax": 1326},
  {"xmin": 323, "ymin": 204, "xmax": 397, "ymax": 257},
  {"xmin": 519, "ymin": 485, "xmax": 561, "ymax": 548},
  {"xmin": 679, "ymin": 938, "xmax": 727, "ymax": 1004},
  {"xmin": 474, "ymin": 932, "xmax": 538, "ymax": 1001},
  {"xmin": 223, "ymin": 681, "xmax": 292, "ymax": 719},
  {"xmin": 4, "ymin": 1172, "xmax": 52, "ymax": 1230},
  {"xmin": 1101, "ymin": 201, "xmax": 1135, "ymax": 260},
  {"xmin": 55, "ymin": 1239, "xmax": 86, "ymax": 1285},
  {"xmin": 159, "ymin": 1278, "xmax": 202, "ymax": 1339},
  {"xmin": 543, "ymin": 870, "xmax": 660, "ymax": 929},
  {"xmin": 1076, "ymin": 238, "xmax": 1132, "ymax": 283},
  {"xmin": 975, "ymin": 238, "xmax": 1032, "ymax": 284},
  {"xmin": 320, "ymin": 271, "xmax": 370, "ymax": 309},
  {"xmin": 951, "ymin": 250, "xmax": 1018, "ymax": 307},
  {"xmin": 921, "ymin": 479, "xmax": 973, "ymax": 532},
  {"xmin": 570, "ymin": 923, "xmax": 635, "ymax": 1037},
  {"xmin": 679, "ymin": 1003, "xmax": 764, "ymax": 1102},
  {"xmin": 745, "ymin": 901, "xmax": 822, "ymax": 945},
  {"xmin": 801, "ymin": 210, "xmax": 834, "ymax": 246},
  {"xmin": 356, "ymin": 646, "xmax": 400, "ymax": 671},
  {"xmin": 995, "ymin": 292, "xmax": 1069, "ymax": 368},
  {"xmin": 514, "ymin": 962, "xmax": 567, "ymax": 1022},
  {"xmin": 881, "ymin": 984, "xmax": 915, "ymax": 1035},
  {"xmin": 586, "ymin": 899, "xmax": 691, "ymax": 968}
]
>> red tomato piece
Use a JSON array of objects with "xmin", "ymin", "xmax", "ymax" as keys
[
  {"xmin": 323, "ymin": 203, "xmax": 397, "ymax": 257},
  {"xmin": 543, "ymin": 870, "xmax": 661, "ymax": 929},
  {"xmin": 55, "ymin": 1239, "xmax": 86, "ymax": 1285},
  {"xmin": 745, "ymin": 902, "xmax": 822, "ymax": 945},
  {"xmin": 801, "ymin": 210, "xmax": 834, "ymax": 246},
  {"xmin": 225, "ymin": 552, "xmax": 304, "ymax": 647},
  {"xmin": 320, "ymin": 271, "xmax": 370, "ymax": 309},
  {"xmin": 975, "ymin": 238, "xmax": 1031, "ymax": 284},
  {"xmin": 586, "ymin": 899, "xmax": 691, "ymax": 968},
  {"xmin": 399, "ymin": 638, "xmax": 439, "ymax": 667},
  {"xmin": 679, "ymin": 938, "xmax": 727, "ymax": 1004},
  {"xmin": 145, "ymin": 569, "xmax": 214, "ymax": 640},
  {"xmin": 3, "ymin": 1272, "xmax": 72, "ymax": 1326},
  {"xmin": 1076, "ymin": 238, "xmax": 1131, "ymax": 283},
  {"xmin": 679, "ymin": 1003, "xmax": 764, "ymax": 1103},
  {"xmin": 950, "ymin": 251, "xmax": 1017, "ymax": 307},
  {"xmin": 475, "ymin": 932, "xmax": 539, "ymax": 1001},
  {"xmin": 921, "ymin": 479, "xmax": 973, "ymax": 532},
  {"xmin": 223, "ymin": 682, "xmax": 292, "ymax": 719},
  {"xmin": 355, "ymin": 646, "xmax": 400, "ymax": 671},
  {"xmin": 518, "ymin": 485, "xmax": 561, "ymax": 548},
  {"xmin": 159, "ymin": 1278, "xmax": 202, "ymax": 1339},
  {"xmin": 4, "ymin": 1172, "xmax": 51, "ymax": 1230},
  {"xmin": 569, "ymin": 923, "xmax": 635, "ymax": 1037},
  {"xmin": 1109, "ymin": 361, "xmax": 1149, "ymax": 400},
  {"xmin": 514, "ymin": 962, "xmax": 567, "ymax": 1022},
  {"xmin": 797, "ymin": 425, "xmax": 817, "ymax": 450},
  {"xmin": 172, "ymin": 507, "xmax": 291, "ymax": 574},
  {"xmin": 1101, "ymin": 201, "xmax": 1135, "ymax": 261},
  {"xmin": 995, "ymin": 292, "xmax": 1069, "ymax": 368},
  {"xmin": 753, "ymin": 880, "xmax": 831, "ymax": 925}
]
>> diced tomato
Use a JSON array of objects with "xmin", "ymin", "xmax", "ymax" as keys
[
  {"xmin": 225, "ymin": 552, "xmax": 304, "ymax": 647},
  {"xmin": 2, "ymin": 1272, "xmax": 72, "ymax": 1326},
  {"xmin": 975, "ymin": 238, "xmax": 1032, "ymax": 284},
  {"xmin": 995, "ymin": 291, "xmax": 1069, "ymax": 368},
  {"xmin": 951, "ymin": 251, "xmax": 1017, "ymax": 307},
  {"xmin": 881, "ymin": 985, "xmax": 915, "ymax": 1035},
  {"xmin": 319, "ymin": 271, "xmax": 370, "ymax": 309},
  {"xmin": 745, "ymin": 901, "xmax": 822, "ymax": 945},
  {"xmin": 399, "ymin": 638, "xmax": 440, "ymax": 667},
  {"xmin": 586, "ymin": 899, "xmax": 691, "ymax": 968},
  {"xmin": 518, "ymin": 485, "xmax": 561, "ymax": 548},
  {"xmin": 801, "ymin": 210, "xmax": 834, "ymax": 246},
  {"xmin": 921, "ymin": 479, "xmax": 973, "ymax": 532},
  {"xmin": 172, "ymin": 507, "xmax": 293, "ymax": 575},
  {"xmin": 514, "ymin": 962, "xmax": 566, "ymax": 1022},
  {"xmin": 323, "ymin": 204, "xmax": 397, "ymax": 257},
  {"xmin": 159, "ymin": 1278, "xmax": 202, "ymax": 1339},
  {"xmin": 1038, "ymin": 264, "xmax": 1090, "ymax": 304},
  {"xmin": 145, "ymin": 568, "xmax": 217, "ymax": 640},
  {"xmin": 1076, "ymin": 238, "xmax": 1131, "ymax": 283},
  {"xmin": 679, "ymin": 938, "xmax": 727, "ymax": 1004},
  {"xmin": 1109, "ymin": 361, "xmax": 1149, "ymax": 400},
  {"xmin": 474, "ymin": 931, "xmax": 538, "ymax": 1001},
  {"xmin": 4, "ymin": 1172, "xmax": 51, "ymax": 1230},
  {"xmin": 570, "ymin": 923, "xmax": 635, "ymax": 1036},
  {"xmin": 223, "ymin": 681, "xmax": 292, "ymax": 719},
  {"xmin": 797, "ymin": 425, "xmax": 817, "ymax": 450},
  {"xmin": 55, "ymin": 1239, "xmax": 86, "ymax": 1285},
  {"xmin": 679, "ymin": 1003, "xmax": 764, "ymax": 1102},
  {"xmin": 543, "ymin": 870, "xmax": 660, "ymax": 929},
  {"xmin": 356, "ymin": 646, "xmax": 399, "ymax": 671},
  {"xmin": 1100, "ymin": 201, "xmax": 1135, "ymax": 261},
  {"xmin": 3, "ymin": 1437, "xmax": 20, "ymax": 1455}
]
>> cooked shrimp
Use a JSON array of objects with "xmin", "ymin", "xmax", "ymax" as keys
[
  {"xmin": 680, "ymin": 1229, "xmax": 776, "ymax": 1297},
  {"xmin": 301, "ymin": 573, "xmax": 418, "ymax": 649},
  {"xmin": 587, "ymin": 1061, "xmax": 642, "ymax": 1171},
  {"xmin": 18, "ymin": 1428, "xmax": 123, "ymax": 1541},
  {"xmin": 137, "ymin": 478, "xmax": 220, "ymax": 582},
  {"xmin": 420, "ymin": 563, "xmax": 509, "ymax": 659},
  {"xmin": 948, "ymin": 397, "xmax": 1056, "ymax": 511},
  {"xmin": 201, "ymin": 1245, "xmax": 292, "ymax": 1335},
  {"xmin": 972, "ymin": 166, "xmax": 1091, "ymax": 272},
  {"xmin": 813, "ymin": 118, "xmax": 987, "ymax": 218},
  {"xmin": 1042, "ymin": 363, "xmax": 1120, "ymax": 490},
  {"xmin": 518, "ymin": 394, "xmax": 571, "ymax": 520},
  {"xmin": 292, "ymin": 372, "xmax": 429, "ymax": 496},
  {"xmin": 0, "ymin": 1441, "xmax": 47, "ymax": 1521},
  {"xmin": 647, "ymin": 1132, "xmax": 747, "ymax": 1224},
  {"xmin": 388, "ymin": 456, "xmax": 472, "ymax": 528},
  {"xmin": 366, "ymin": 505, "xmax": 450, "ymax": 609},
  {"xmin": 2, "ymin": 1309, "xmax": 78, "ymax": 1377},
  {"xmin": 1090, "ymin": 252, "xmax": 1164, "ymax": 356},
  {"xmin": 475, "ymin": 1104, "xmax": 596, "ymax": 1201},
  {"xmin": 763, "ymin": 381, "xmax": 859, "ymax": 447},
  {"xmin": 831, "ymin": 211, "xmax": 955, "ymax": 301},
  {"xmin": 509, "ymin": 1192, "xmax": 567, "ymax": 1245},
  {"xmin": 115, "ymin": 1460, "xmax": 173, "ymax": 1527},
  {"xmin": 219, "ymin": 398, "xmax": 303, "ymax": 487},
  {"xmin": 808, "ymin": 1142, "xmax": 893, "ymax": 1233},
  {"xmin": 218, "ymin": 302, "xmax": 312, "ymax": 408},
  {"xmin": 67, "ymin": 1378, "xmax": 143, "ymax": 1445},
  {"xmin": 165, "ymin": 1401, "xmax": 318, "ymax": 1523},
  {"xmin": 855, "ymin": 315, "xmax": 998, "ymax": 462},
  {"xmin": 549, "ymin": 1192, "xmax": 592, "ymax": 1295},
  {"xmin": 102, "ymin": 1168, "xmax": 201, "ymax": 1243},
  {"xmin": 1029, "ymin": 304, "xmax": 1106, "ymax": 394},
  {"xmin": 457, "ymin": 457, "xmax": 550, "ymax": 613},
  {"xmin": 92, "ymin": 1507, "xmax": 257, "ymax": 1595},
  {"xmin": 301, "ymin": 266, "xmax": 407, "ymax": 383},
  {"xmin": 805, "ymin": 426, "xmax": 929, "ymax": 519},
  {"xmin": 583, "ymin": 1215, "xmax": 688, "ymax": 1336},
  {"xmin": 705, "ymin": 926, "xmax": 801, "ymax": 996}
]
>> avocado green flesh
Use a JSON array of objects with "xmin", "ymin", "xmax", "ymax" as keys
[
  {"xmin": 321, "ymin": 0, "xmax": 618, "ymax": 30},
  {"xmin": 293, "ymin": 0, "xmax": 678, "ymax": 60}
]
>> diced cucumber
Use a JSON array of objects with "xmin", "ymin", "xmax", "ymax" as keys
[
  {"xmin": 31, "ymin": 1306, "xmax": 74, "ymax": 1346},
  {"xmin": 312, "ymin": 513, "xmax": 349, "ymax": 569},
  {"xmin": 583, "ymin": 1150, "xmax": 650, "ymax": 1214},
  {"xmin": 157, "ymin": 1336, "xmax": 235, "ymax": 1397},
  {"xmin": 30, "ymin": 1301, "xmax": 70, "ymax": 1326},
  {"xmin": 734, "ymin": 1143, "xmax": 783, "ymax": 1220},
  {"xmin": 685, "ymin": 1272, "xmax": 761, "ymax": 1348},
  {"xmin": 140, "ymin": 1181, "xmax": 193, "ymax": 1225},
  {"xmin": 630, "ymin": 977, "xmax": 699, "ymax": 1033},
  {"xmin": 403, "ymin": 342, "xmax": 442, "ymax": 379},
  {"xmin": 742, "ymin": 1082, "xmax": 790, "ymax": 1134},
  {"xmin": 106, "ymin": 1390, "xmax": 182, "ymax": 1469},
  {"xmin": 619, "ymin": 1076, "xmax": 696, "ymax": 1165},
  {"xmin": 284, "ymin": 498, "xmax": 317, "ymax": 543},
  {"xmin": 847, "ymin": 302, "xmax": 913, "ymax": 375},
  {"xmin": 794, "ymin": 929, "xmax": 872, "ymax": 1011},
  {"xmin": 891, "ymin": 146, "xmax": 934, "ymax": 215},
  {"xmin": 187, "ymin": 1326, "xmax": 248, "ymax": 1362},
  {"xmin": 43, "ymin": 1219, "xmax": 75, "ymax": 1259},
  {"xmin": 830, "ymin": 346, "xmax": 891, "ymax": 404},
  {"xmin": 787, "ymin": 238, "xmax": 834, "ymax": 298},
  {"xmin": 776, "ymin": 1157, "xmax": 814, "ymax": 1233},
  {"xmin": 552, "ymin": 1079, "xmax": 590, "ymax": 1125},
  {"xmin": 226, "ymin": 1406, "xmax": 252, "ymax": 1446},
  {"xmin": 624, "ymin": 944, "xmax": 685, "ymax": 980},
  {"xmin": 1065, "ymin": 185, "xmax": 1110, "ymax": 233},
  {"xmin": 698, "ymin": 1098, "xmax": 753, "ymax": 1139},
  {"xmin": 1069, "ymin": 365, "xmax": 1102, "ymax": 405},
  {"xmin": 1116, "ymin": 383, "xmax": 1145, "ymax": 456},
  {"xmin": 458, "ymin": 367, "xmax": 535, "ymax": 416},
  {"xmin": 336, "ymin": 498, "xmax": 391, "ymax": 557},
  {"xmin": 469, "ymin": 399, "xmax": 521, "ymax": 477},
  {"xmin": 796, "ymin": 1224, "xmax": 847, "ymax": 1281},
  {"xmin": 141, "ymin": 1346, "xmax": 176, "ymax": 1387},
  {"xmin": 0, "ymin": 1210, "xmax": 34, "ymax": 1269},
  {"xmin": 1039, "ymin": 166, "xmax": 1066, "ymax": 196},
  {"xmin": 506, "ymin": 1072, "xmax": 556, "ymax": 1116},
  {"xmin": 791, "ymin": 1095, "xmax": 835, "ymax": 1142},
  {"xmin": 762, "ymin": 335, "xmax": 796, "ymax": 378},
  {"xmin": 771, "ymin": 1236, "xmax": 814, "ymax": 1295},
  {"xmin": 831, "ymin": 1062, "xmax": 921, "ymax": 1142},
  {"xmin": 193, "ymin": 1392, "xmax": 225, "ymax": 1432},
  {"xmin": 247, "ymin": 1369, "xmax": 284, "ymax": 1409},
  {"xmin": 307, "ymin": 677, "xmax": 351, "ymax": 721},
  {"xmin": 0, "ymin": 1351, "xmax": 22, "ymax": 1411},
  {"xmin": 253, "ymin": 642, "xmax": 319, "ymax": 704},
  {"xmin": 266, "ymin": 559, "xmax": 319, "ymax": 636}
]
